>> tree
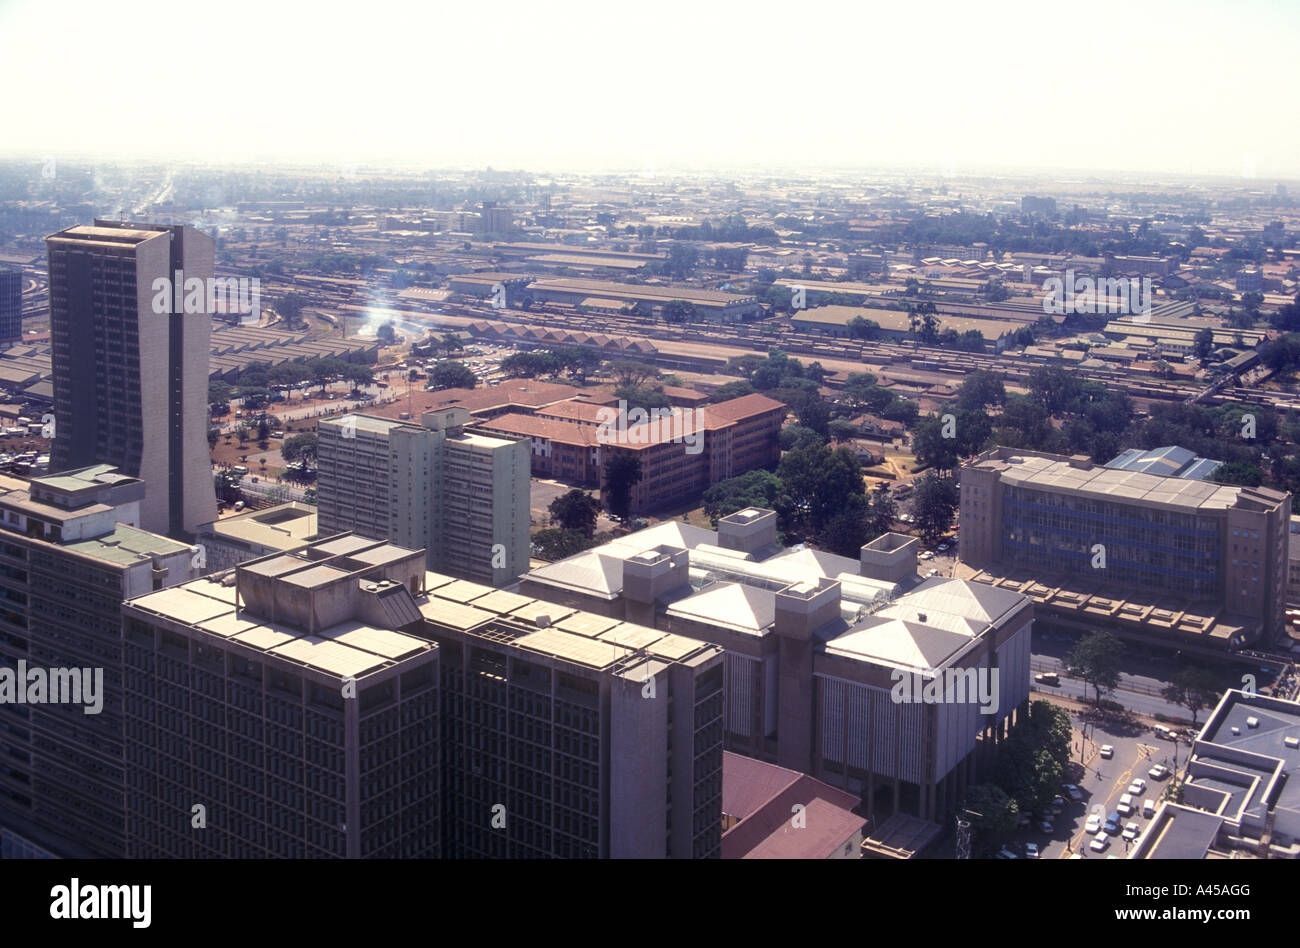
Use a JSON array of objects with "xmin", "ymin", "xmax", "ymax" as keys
[
  {"xmin": 277, "ymin": 291, "xmax": 307, "ymax": 328},
  {"xmin": 531, "ymin": 528, "xmax": 597, "ymax": 561},
  {"xmin": 816, "ymin": 494, "xmax": 870, "ymax": 557},
  {"xmin": 603, "ymin": 454, "xmax": 643, "ymax": 525},
  {"xmin": 779, "ymin": 424, "xmax": 825, "ymax": 451},
  {"xmin": 550, "ymin": 346, "xmax": 601, "ymax": 384},
  {"xmin": 662, "ymin": 300, "xmax": 697, "ymax": 323},
  {"xmin": 846, "ymin": 316, "xmax": 879, "ymax": 340},
  {"xmin": 214, "ymin": 469, "xmax": 242, "ymax": 504},
  {"xmin": 501, "ymin": 351, "xmax": 561, "ymax": 379},
  {"xmin": 376, "ymin": 322, "xmax": 397, "ymax": 346},
  {"xmin": 911, "ymin": 472, "xmax": 959, "ymax": 544},
  {"xmin": 955, "ymin": 370, "xmax": 1006, "ymax": 411},
  {"xmin": 962, "ymin": 784, "xmax": 1020, "ymax": 840},
  {"xmin": 708, "ymin": 380, "xmax": 756, "ymax": 403},
  {"xmin": 702, "ymin": 470, "xmax": 785, "ymax": 526},
  {"xmin": 866, "ymin": 482, "xmax": 897, "ymax": 538},
  {"xmin": 1162, "ymin": 667, "xmax": 1221, "ymax": 726},
  {"xmin": 1065, "ymin": 631, "xmax": 1124, "ymax": 704},
  {"xmin": 777, "ymin": 443, "xmax": 866, "ymax": 540},
  {"xmin": 1193, "ymin": 327, "xmax": 1215, "ymax": 363},
  {"xmin": 613, "ymin": 384, "xmax": 672, "ymax": 416},
  {"xmin": 208, "ymin": 381, "xmax": 233, "ymax": 414},
  {"xmin": 429, "ymin": 361, "xmax": 477, "ymax": 390},
  {"xmin": 548, "ymin": 489, "xmax": 601, "ymax": 537},
  {"xmin": 281, "ymin": 432, "xmax": 318, "ymax": 465},
  {"xmin": 608, "ymin": 360, "xmax": 660, "ymax": 390}
]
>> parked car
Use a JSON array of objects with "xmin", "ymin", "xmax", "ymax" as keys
[
  {"xmin": 1035, "ymin": 672, "xmax": 1060, "ymax": 685},
  {"xmin": 995, "ymin": 846, "xmax": 1018, "ymax": 859},
  {"xmin": 1148, "ymin": 764, "xmax": 1170, "ymax": 780},
  {"xmin": 1099, "ymin": 744, "xmax": 1114, "ymax": 759},
  {"xmin": 1143, "ymin": 799, "xmax": 1156, "ymax": 818},
  {"xmin": 1090, "ymin": 832, "xmax": 1109, "ymax": 852},
  {"xmin": 1104, "ymin": 813, "xmax": 1121, "ymax": 835},
  {"xmin": 1038, "ymin": 819, "xmax": 1054, "ymax": 833},
  {"xmin": 1085, "ymin": 813, "xmax": 1102, "ymax": 833},
  {"xmin": 1024, "ymin": 842, "xmax": 1040, "ymax": 858},
  {"xmin": 1128, "ymin": 778, "xmax": 1147, "ymax": 795},
  {"xmin": 1061, "ymin": 783, "xmax": 1083, "ymax": 802},
  {"xmin": 1117, "ymin": 793, "xmax": 1134, "ymax": 816},
  {"xmin": 1122, "ymin": 822, "xmax": 1140, "ymax": 841}
]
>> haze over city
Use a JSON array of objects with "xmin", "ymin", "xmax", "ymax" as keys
[{"xmin": 2, "ymin": 0, "xmax": 1298, "ymax": 177}]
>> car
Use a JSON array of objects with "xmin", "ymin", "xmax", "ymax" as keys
[
  {"xmin": 1062, "ymin": 783, "xmax": 1083, "ymax": 801},
  {"xmin": 1154, "ymin": 725, "xmax": 1176, "ymax": 741},
  {"xmin": 1122, "ymin": 822, "xmax": 1140, "ymax": 840},
  {"xmin": 1085, "ymin": 813, "xmax": 1102, "ymax": 833},
  {"xmin": 1128, "ymin": 778, "xmax": 1147, "ymax": 795},
  {"xmin": 1038, "ymin": 819, "xmax": 1054, "ymax": 833},
  {"xmin": 1099, "ymin": 744, "xmax": 1114, "ymax": 759},
  {"xmin": 1024, "ymin": 842, "xmax": 1040, "ymax": 858},
  {"xmin": 995, "ymin": 846, "xmax": 1018, "ymax": 859},
  {"xmin": 1148, "ymin": 764, "xmax": 1170, "ymax": 780},
  {"xmin": 1117, "ymin": 793, "xmax": 1134, "ymax": 816},
  {"xmin": 1090, "ymin": 833, "xmax": 1109, "ymax": 852},
  {"xmin": 919, "ymin": 550, "xmax": 934, "ymax": 560},
  {"xmin": 1104, "ymin": 814, "xmax": 1121, "ymax": 835},
  {"xmin": 937, "ymin": 543, "xmax": 949, "ymax": 552},
  {"xmin": 1017, "ymin": 812, "xmax": 1030, "ymax": 828},
  {"xmin": 1049, "ymin": 795, "xmax": 1066, "ymax": 813},
  {"xmin": 1143, "ymin": 799, "xmax": 1156, "ymax": 818},
  {"xmin": 927, "ymin": 568, "xmax": 939, "ymax": 577},
  {"xmin": 1035, "ymin": 672, "xmax": 1060, "ymax": 686}
]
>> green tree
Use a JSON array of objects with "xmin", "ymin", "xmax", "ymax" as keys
[
  {"xmin": 701, "ymin": 470, "xmax": 785, "ymax": 526},
  {"xmin": 866, "ymin": 482, "xmax": 897, "ymax": 538},
  {"xmin": 777, "ymin": 443, "xmax": 865, "ymax": 539},
  {"xmin": 1161, "ymin": 667, "xmax": 1221, "ymax": 726},
  {"xmin": 1065, "ymin": 631, "xmax": 1124, "ymax": 704},
  {"xmin": 955, "ymin": 370, "xmax": 1006, "ymax": 411},
  {"xmin": 603, "ymin": 454, "xmax": 644, "ymax": 525},
  {"xmin": 962, "ymin": 784, "xmax": 1020, "ymax": 839},
  {"xmin": 429, "ymin": 361, "xmax": 477, "ymax": 390},
  {"xmin": 281, "ymin": 432, "xmax": 318, "ymax": 465},
  {"xmin": 708, "ymin": 380, "xmax": 756, "ymax": 403},
  {"xmin": 1193, "ymin": 327, "xmax": 1215, "ymax": 362},
  {"xmin": 911, "ymin": 472, "xmax": 959, "ymax": 544},
  {"xmin": 548, "ymin": 489, "xmax": 601, "ymax": 537},
  {"xmin": 531, "ymin": 528, "xmax": 597, "ymax": 561}
]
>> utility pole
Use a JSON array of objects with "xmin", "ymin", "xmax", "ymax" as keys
[{"xmin": 956, "ymin": 809, "xmax": 981, "ymax": 860}]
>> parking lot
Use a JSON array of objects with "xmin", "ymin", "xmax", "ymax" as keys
[{"xmin": 994, "ymin": 703, "xmax": 1185, "ymax": 859}]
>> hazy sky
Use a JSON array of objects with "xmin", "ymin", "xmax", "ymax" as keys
[{"xmin": 2, "ymin": 0, "xmax": 1297, "ymax": 178}]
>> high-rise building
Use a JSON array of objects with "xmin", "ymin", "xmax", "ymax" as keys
[
  {"xmin": 45, "ymin": 220, "xmax": 216, "ymax": 538},
  {"xmin": 415, "ymin": 570, "xmax": 724, "ymax": 858},
  {"xmin": 121, "ymin": 536, "xmax": 441, "ymax": 857},
  {"xmin": 316, "ymin": 407, "xmax": 530, "ymax": 587},
  {"xmin": 0, "ymin": 265, "xmax": 22, "ymax": 344},
  {"xmin": 120, "ymin": 535, "xmax": 723, "ymax": 858},
  {"xmin": 0, "ymin": 465, "xmax": 197, "ymax": 857},
  {"xmin": 960, "ymin": 446, "xmax": 1290, "ymax": 649}
]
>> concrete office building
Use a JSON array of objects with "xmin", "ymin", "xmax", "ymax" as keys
[
  {"xmin": 1132, "ymin": 689, "xmax": 1300, "ymax": 859},
  {"xmin": 519, "ymin": 509, "xmax": 1034, "ymax": 830},
  {"xmin": 120, "ymin": 535, "xmax": 724, "ymax": 858},
  {"xmin": 415, "ymin": 571, "xmax": 723, "ymax": 858},
  {"xmin": 194, "ymin": 501, "xmax": 319, "ymax": 574},
  {"xmin": 121, "ymin": 537, "xmax": 441, "ymax": 857},
  {"xmin": 0, "ymin": 465, "xmax": 197, "ymax": 858},
  {"xmin": 0, "ymin": 265, "xmax": 21, "ymax": 344},
  {"xmin": 46, "ymin": 221, "xmax": 216, "ymax": 538},
  {"xmin": 316, "ymin": 407, "xmax": 530, "ymax": 587},
  {"xmin": 960, "ymin": 447, "xmax": 1290, "ymax": 651}
]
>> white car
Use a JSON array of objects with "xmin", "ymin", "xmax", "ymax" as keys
[
  {"xmin": 1128, "ymin": 778, "xmax": 1147, "ymax": 795},
  {"xmin": 1024, "ymin": 842, "xmax": 1040, "ymax": 858},
  {"xmin": 919, "ymin": 551, "xmax": 935, "ymax": 560},
  {"xmin": 1148, "ymin": 765, "xmax": 1170, "ymax": 780},
  {"xmin": 1143, "ymin": 799, "xmax": 1156, "ymax": 818},
  {"xmin": 1122, "ymin": 822, "xmax": 1140, "ymax": 840},
  {"xmin": 1099, "ymin": 745, "xmax": 1114, "ymax": 759},
  {"xmin": 1085, "ymin": 813, "xmax": 1103, "ymax": 833},
  {"xmin": 1116, "ymin": 793, "xmax": 1133, "ymax": 815},
  {"xmin": 938, "ymin": 543, "xmax": 949, "ymax": 552},
  {"xmin": 1090, "ymin": 832, "xmax": 1109, "ymax": 852}
]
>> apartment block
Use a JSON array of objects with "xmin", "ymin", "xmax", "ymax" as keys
[
  {"xmin": 316, "ymin": 407, "xmax": 530, "ymax": 587},
  {"xmin": 480, "ymin": 392, "xmax": 785, "ymax": 514},
  {"xmin": 961, "ymin": 447, "xmax": 1290, "ymax": 650},
  {"xmin": 0, "ymin": 465, "xmax": 197, "ymax": 858},
  {"xmin": 120, "ymin": 536, "xmax": 440, "ymax": 858},
  {"xmin": 45, "ymin": 221, "xmax": 216, "ymax": 537}
]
